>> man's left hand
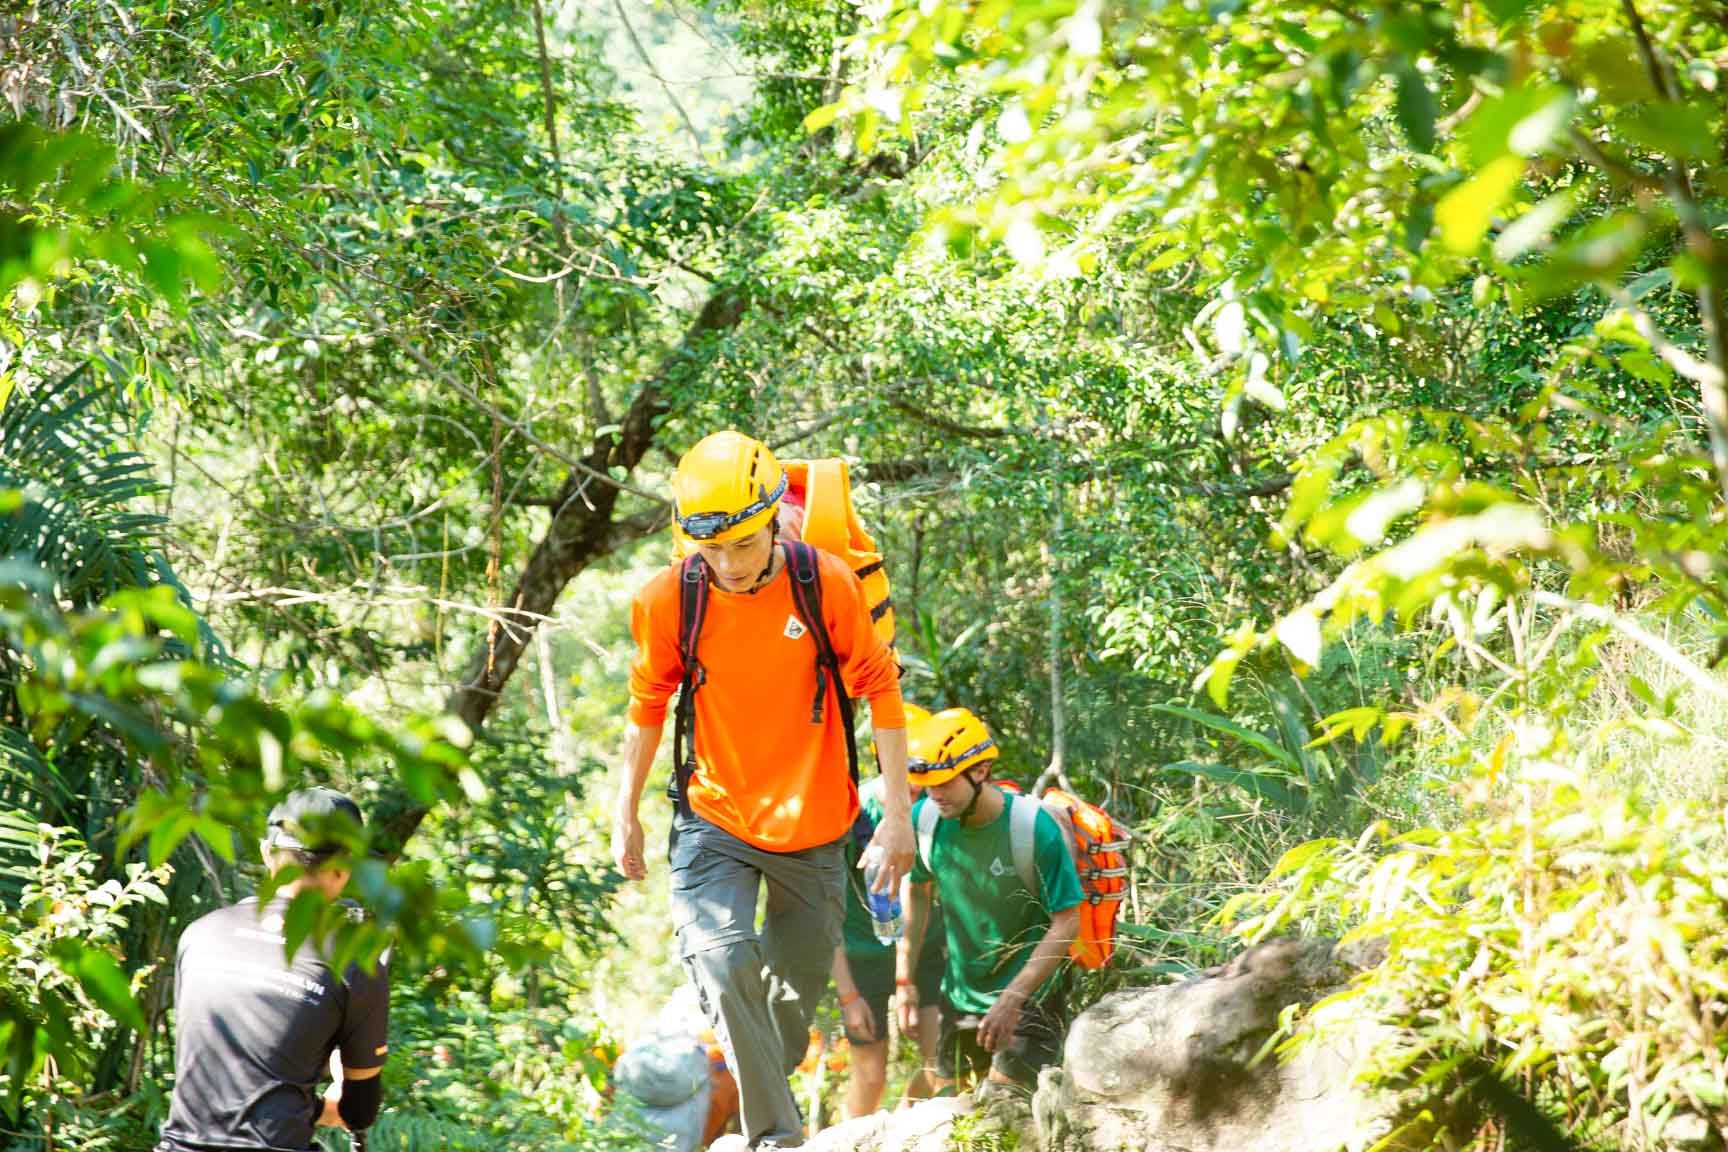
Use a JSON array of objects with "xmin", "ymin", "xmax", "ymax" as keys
[
  {"xmin": 866, "ymin": 813, "xmax": 915, "ymax": 892},
  {"xmin": 317, "ymin": 1082, "xmax": 345, "ymax": 1129},
  {"xmin": 977, "ymin": 988, "xmax": 1026, "ymax": 1053}
]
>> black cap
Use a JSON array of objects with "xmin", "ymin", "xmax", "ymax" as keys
[{"xmin": 264, "ymin": 787, "xmax": 364, "ymax": 854}]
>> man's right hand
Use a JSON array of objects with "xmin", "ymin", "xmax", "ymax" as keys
[
  {"xmin": 895, "ymin": 982, "xmax": 919, "ymax": 1036},
  {"xmin": 840, "ymin": 994, "xmax": 876, "ymax": 1043},
  {"xmin": 612, "ymin": 811, "xmax": 646, "ymax": 882}
]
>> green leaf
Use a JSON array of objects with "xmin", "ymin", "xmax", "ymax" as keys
[
  {"xmin": 54, "ymin": 942, "xmax": 144, "ymax": 1031},
  {"xmin": 1465, "ymin": 85, "xmax": 1572, "ymax": 162},
  {"xmin": 1160, "ymin": 760, "xmax": 1307, "ymax": 812},
  {"xmin": 1492, "ymin": 191, "xmax": 1575, "ymax": 261},
  {"xmin": 1394, "ymin": 65, "xmax": 1436, "ymax": 153},
  {"xmin": 137, "ymin": 240, "xmax": 185, "ymax": 308},
  {"xmin": 1483, "ymin": 0, "xmax": 1536, "ymax": 22},
  {"xmin": 1621, "ymin": 103, "xmax": 1717, "ymax": 161},
  {"xmin": 802, "ymin": 102, "xmax": 842, "ymax": 134},
  {"xmin": 1270, "ymin": 837, "xmax": 1339, "ymax": 876},
  {"xmin": 1204, "ymin": 647, "xmax": 1244, "ymax": 709},
  {"xmin": 1150, "ymin": 703, "xmax": 1299, "ymax": 769},
  {"xmin": 1437, "ymin": 155, "xmax": 1524, "ymax": 254},
  {"xmin": 283, "ymin": 888, "xmax": 327, "ymax": 961}
]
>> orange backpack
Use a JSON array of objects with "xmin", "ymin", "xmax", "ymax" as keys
[{"xmin": 1038, "ymin": 789, "xmax": 1129, "ymax": 969}]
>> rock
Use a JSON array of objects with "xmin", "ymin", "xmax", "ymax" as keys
[
  {"xmin": 970, "ymin": 1077, "xmax": 1034, "ymax": 1136},
  {"xmin": 804, "ymin": 1095, "xmax": 975, "ymax": 1152},
  {"xmin": 1665, "ymin": 1111, "xmax": 1722, "ymax": 1151},
  {"xmin": 1035, "ymin": 936, "xmax": 1392, "ymax": 1152}
]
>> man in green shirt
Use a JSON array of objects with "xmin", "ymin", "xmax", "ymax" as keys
[{"xmin": 895, "ymin": 707, "xmax": 1083, "ymax": 1091}]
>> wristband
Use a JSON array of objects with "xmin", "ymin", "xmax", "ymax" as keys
[
  {"xmin": 895, "ymin": 979, "xmax": 916, "ymax": 990},
  {"xmin": 839, "ymin": 991, "xmax": 861, "ymax": 1008}
]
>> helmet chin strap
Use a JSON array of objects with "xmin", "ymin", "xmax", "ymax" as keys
[
  {"xmin": 711, "ymin": 519, "xmax": 780, "ymax": 595},
  {"xmin": 743, "ymin": 519, "xmax": 781, "ymax": 594},
  {"xmin": 956, "ymin": 771, "xmax": 985, "ymax": 825}
]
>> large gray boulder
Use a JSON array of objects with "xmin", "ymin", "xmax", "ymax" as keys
[{"xmin": 1035, "ymin": 936, "xmax": 1391, "ymax": 1152}]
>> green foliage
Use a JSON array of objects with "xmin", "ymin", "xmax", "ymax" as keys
[
  {"xmin": 0, "ymin": 122, "xmax": 220, "ymax": 308},
  {"xmin": 0, "ymin": 366, "xmax": 167, "ymax": 607},
  {"xmin": 1232, "ymin": 767, "xmax": 1728, "ymax": 1149},
  {"xmin": 339, "ymin": 993, "xmax": 654, "ymax": 1152},
  {"xmin": 0, "ymin": 565, "xmax": 484, "ymax": 1129},
  {"xmin": 0, "ymin": 823, "xmax": 168, "ymax": 1121},
  {"xmin": 2, "ymin": 0, "xmax": 1725, "ymax": 1146}
]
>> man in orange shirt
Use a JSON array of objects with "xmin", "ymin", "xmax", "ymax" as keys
[{"xmin": 612, "ymin": 430, "xmax": 913, "ymax": 1150}]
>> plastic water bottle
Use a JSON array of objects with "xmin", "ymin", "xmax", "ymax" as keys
[{"xmin": 862, "ymin": 846, "xmax": 903, "ymax": 945}]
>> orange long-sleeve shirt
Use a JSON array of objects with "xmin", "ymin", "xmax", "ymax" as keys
[{"xmin": 628, "ymin": 548, "xmax": 905, "ymax": 852}]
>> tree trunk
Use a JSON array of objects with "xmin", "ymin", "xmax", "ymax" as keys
[{"xmin": 373, "ymin": 288, "xmax": 747, "ymax": 855}]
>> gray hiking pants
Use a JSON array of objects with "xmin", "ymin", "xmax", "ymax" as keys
[{"xmin": 669, "ymin": 812, "xmax": 846, "ymax": 1148}]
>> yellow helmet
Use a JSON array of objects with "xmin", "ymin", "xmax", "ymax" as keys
[
  {"xmin": 906, "ymin": 707, "xmax": 998, "ymax": 787},
  {"xmin": 671, "ymin": 431, "xmax": 787, "ymax": 547},
  {"xmin": 869, "ymin": 703, "xmax": 931, "ymax": 787}
]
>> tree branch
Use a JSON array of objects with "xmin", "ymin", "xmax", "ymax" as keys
[
  {"xmin": 882, "ymin": 391, "xmax": 1017, "ymax": 439},
  {"xmin": 612, "ymin": 0, "xmax": 708, "ymax": 162},
  {"xmin": 372, "ymin": 287, "xmax": 749, "ymax": 856},
  {"xmin": 1620, "ymin": 0, "xmax": 1728, "ymax": 508}
]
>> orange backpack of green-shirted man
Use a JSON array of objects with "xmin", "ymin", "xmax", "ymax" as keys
[{"xmin": 1038, "ymin": 788, "xmax": 1129, "ymax": 969}]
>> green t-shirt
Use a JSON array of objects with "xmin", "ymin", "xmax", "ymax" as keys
[
  {"xmin": 909, "ymin": 789, "xmax": 1085, "ymax": 1014},
  {"xmin": 842, "ymin": 781, "xmax": 947, "ymax": 960}
]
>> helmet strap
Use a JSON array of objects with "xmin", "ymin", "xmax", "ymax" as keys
[
  {"xmin": 956, "ymin": 770, "xmax": 985, "ymax": 825},
  {"xmin": 742, "ymin": 519, "xmax": 780, "ymax": 595}
]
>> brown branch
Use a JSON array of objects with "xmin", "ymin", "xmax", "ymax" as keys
[
  {"xmin": 858, "ymin": 458, "xmax": 947, "ymax": 484},
  {"xmin": 612, "ymin": 0, "xmax": 707, "ymax": 161},
  {"xmin": 1568, "ymin": 128, "xmax": 1664, "ymax": 194},
  {"xmin": 530, "ymin": 0, "xmax": 563, "ymax": 188},
  {"xmin": 1190, "ymin": 472, "xmax": 1295, "ymax": 499},
  {"xmin": 372, "ymin": 288, "xmax": 748, "ymax": 856},
  {"xmin": 882, "ymin": 391, "xmax": 1017, "ymax": 440},
  {"xmin": 1620, "ymin": 0, "xmax": 1728, "ymax": 508}
]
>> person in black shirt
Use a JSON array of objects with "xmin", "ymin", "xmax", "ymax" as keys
[{"xmin": 158, "ymin": 787, "xmax": 389, "ymax": 1151}]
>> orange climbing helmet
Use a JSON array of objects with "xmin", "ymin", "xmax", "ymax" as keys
[
  {"xmin": 906, "ymin": 708, "xmax": 998, "ymax": 787},
  {"xmin": 670, "ymin": 431, "xmax": 787, "ymax": 548}
]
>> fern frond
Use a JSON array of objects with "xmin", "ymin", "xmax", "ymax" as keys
[{"xmin": 0, "ymin": 366, "xmax": 165, "ymax": 605}]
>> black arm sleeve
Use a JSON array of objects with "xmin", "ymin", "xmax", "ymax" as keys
[
  {"xmin": 336, "ymin": 1073, "xmax": 382, "ymax": 1131},
  {"xmin": 338, "ymin": 952, "xmax": 390, "ymax": 1069}
]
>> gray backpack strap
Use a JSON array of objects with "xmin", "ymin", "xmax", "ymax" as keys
[
  {"xmin": 859, "ymin": 775, "xmax": 884, "ymax": 813},
  {"xmin": 1008, "ymin": 793, "xmax": 1041, "ymax": 896},
  {"xmin": 915, "ymin": 799, "xmax": 940, "ymax": 874}
]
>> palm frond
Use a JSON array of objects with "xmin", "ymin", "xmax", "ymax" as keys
[
  {"xmin": 0, "ymin": 366, "xmax": 165, "ymax": 605},
  {"xmin": 0, "ymin": 804, "xmax": 46, "ymax": 905},
  {"xmin": 0, "ymin": 723, "xmax": 73, "ymax": 813}
]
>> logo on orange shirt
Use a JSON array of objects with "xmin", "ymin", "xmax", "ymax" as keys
[{"xmin": 782, "ymin": 615, "xmax": 808, "ymax": 640}]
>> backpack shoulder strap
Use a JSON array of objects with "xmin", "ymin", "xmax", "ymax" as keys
[
  {"xmin": 677, "ymin": 554, "xmax": 710, "ymax": 666},
  {"xmin": 1008, "ymin": 793, "xmax": 1041, "ymax": 896},
  {"xmin": 783, "ymin": 539, "xmax": 825, "ymax": 639},
  {"xmin": 915, "ymin": 798, "xmax": 940, "ymax": 875},
  {"xmin": 783, "ymin": 540, "xmax": 860, "ymax": 784},
  {"xmin": 669, "ymin": 555, "xmax": 711, "ymax": 814}
]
